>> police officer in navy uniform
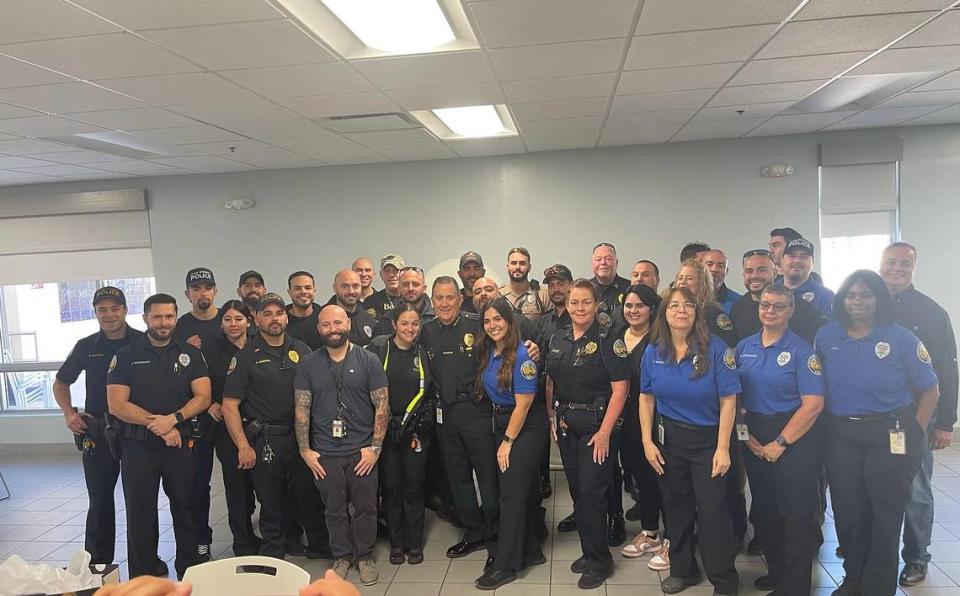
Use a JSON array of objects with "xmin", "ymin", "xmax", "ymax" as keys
[
  {"xmin": 546, "ymin": 279, "xmax": 630, "ymax": 589},
  {"xmin": 106, "ymin": 294, "xmax": 211, "ymax": 579},
  {"xmin": 589, "ymin": 242, "xmax": 630, "ymax": 328},
  {"xmin": 221, "ymin": 293, "xmax": 330, "ymax": 560},
  {"xmin": 329, "ymin": 270, "xmax": 377, "ymax": 346},
  {"xmin": 53, "ymin": 286, "xmax": 143, "ymax": 566},
  {"xmin": 737, "ymin": 284, "xmax": 825, "ymax": 595},
  {"xmin": 363, "ymin": 254, "xmax": 406, "ymax": 325},
  {"xmin": 816, "ymin": 270, "xmax": 939, "ymax": 596},
  {"xmin": 782, "ymin": 238, "xmax": 835, "ymax": 318}
]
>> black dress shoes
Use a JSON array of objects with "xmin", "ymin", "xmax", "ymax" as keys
[{"xmin": 446, "ymin": 539, "xmax": 486, "ymax": 558}]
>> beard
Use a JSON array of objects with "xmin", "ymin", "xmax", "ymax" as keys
[
  {"xmin": 147, "ymin": 327, "xmax": 171, "ymax": 341},
  {"xmin": 323, "ymin": 331, "xmax": 348, "ymax": 348},
  {"xmin": 261, "ymin": 323, "xmax": 284, "ymax": 337},
  {"xmin": 242, "ymin": 294, "xmax": 260, "ymax": 309},
  {"xmin": 509, "ymin": 270, "xmax": 528, "ymax": 282},
  {"xmin": 197, "ymin": 298, "xmax": 211, "ymax": 310}
]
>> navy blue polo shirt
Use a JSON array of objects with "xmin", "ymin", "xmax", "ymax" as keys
[
  {"xmin": 736, "ymin": 329, "xmax": 824, "ymax": 415},
  {"xmin": 815, "ymin": 321, "xmax": 938, "ymax": 416},
  {"xmin": 640, "ymin": 335, "xmax": 741, "ymax": 426},
  {"xmin": 107, "ymin": 337, "xmax": 208, "ymax": 417},
  {"xmin": 482, "ymin": 343, "xmax": 538, "ymax": 407},
  {"xmin": 57, "ymin": 326, "xmax": 144, "ymax": 416},
  {"xmin": 792, "ymin": 278, "xmax": 835, "ymax": 319}
]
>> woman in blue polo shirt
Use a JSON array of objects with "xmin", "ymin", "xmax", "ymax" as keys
[
  {"xmin": 472, "ymin": 297, "xmax": 547, "ymax": 590},
  {"xmin": 816, "ymin": 270, "xmax": 939, "ymax": 596},
  {"xmin": 640, "ymin": 286, "xmax": 740, "ymax": 595},
  {"xmin": 736, "ymin": 284, "xmax": 825, "ymax": 596}
]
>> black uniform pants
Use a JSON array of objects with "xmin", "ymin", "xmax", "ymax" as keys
[
  {"xmin": 493, "ymin": 404, "xmax": 548, "ymax": 572},
  {"xmin": 437, "ymin": 399, "xmax": 500, "ymax": 550},
  {"xmin": 205, "ymin": 423, "xmax": 259, "ymax": 554},
  {"xmin": 605, "ymin": 427, "xmax": 623, "ymax": 518},
  {"xmin": 81, "ymin": 423, "xmax": 120, "ymax": 564},
  {"xmin": 726, "ymin": 440, "xmax": 748, "ymax": 543},
  {"xmin": 315, "ymin": 452, "xmax": 379, "ymax": 560},
  {"xmin": 250, "ymin": 432, "xmax": 328, "ymax": 558},
  {"xmin": 192, "ymin": 436, "xmax": 215, "ymax": 546},
  {"xmin": 743, "ymin": 411, "xmax": 823, "ymax": 596},
  {"xmin": 120, "ymin": 437, "xmax": 198, "ymax": 579},
  {"xmin": 657, "ymin": 417, "xmax": 738, "ymax": 594},
  {"xmin": 826, "ymin": 412, "xmax": 923, "ymax": 596},
  {"xmin": 380, "ymin": 423, "xmax": 430, "ymax": 550},
  {"xmin": 557, "ymin": 408, "xmax": 613, "ymax": 575},
  {"xmin": 621, "ymin": 414, "xmax": 662, "ymax": 531}
]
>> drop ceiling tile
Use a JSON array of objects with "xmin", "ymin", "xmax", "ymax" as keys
[
  {"xmin": 220, "ymin": 119, "xmax": 336, "ymax": 140},
  {"xmin": 488, "ymin": 39, "xmax": 625, "ymax": 80},
  {"xmin": 275, "ymin": 92, "xmax": 400, "ymax": 119},
  {"xmin": 757, "ymin": 13, "xmax": 937, "ymax": 59},
  {"xmin": 321, "ymin": 154, "xmax": 391, "ymax": 166},
  {"xmin": 447, "ymin": 137, "xmax": 526, "ymax": 157},
  {"xmin": 149, "ymin": 155, "xmax": 254, "ymax": 172},
  {"xmin": 0, "ymin": 171, "xmax": 61, "ymax": 183},
  {"xmin": 0, "ymin": 0, "xmax": 119, "ymax": 44},
  {"xmin": 915, "ymin": 70, "xmax": 960, "ymax": 91},
  {"xmin": 218, "ymin": 63, "xmax": 373, "ymax": 99},
  {"xmin": 384, "ymin": 83, "xmax": 505, "ymax": 111},
  {"xmin": 0, "ymin": 56, "xmax": 74, "ymax": 89},
  {"xmin": 695, "ymin": 101, "xmax": 795, "ymax": 121},
  {"xmin": 0, "ymin": 83, "xmax": 146, "ymax": 114},
  {"xmin": 673, "ymin": 118, "xmax": 769, "ymax": 141},
  {"xmin": 824, "ymin": 105, "xmax": 946, "ymax": 128},
  {"xmin": 502, "ymin": 74, "xmax": 617, "ymax": 104},
  {"xmin": 636, "ymin": 0, "xmax": 800, "ymax": 34},
  {"xmin": 142, "ymin": 20, "xmax": 335, "ymax": 70},
  {"xmin": 902, "ymin": 103, "xmax": 960, "ymax": 124},
  {"xmin": 69, "ymin": 0, "xmax": 283, "ymax": 30},
  {"xmin": 352, "ymin": 52, "xmax": 494, "ymax": 89},
  {"xmin": 0, "ymin": 139, "xmax": 79, "ymax": 155},
  {"xmin": 517, "ymin": 116, "xmax": 603, "ymax": 134},
  {"xmin": 611, "ymin": 89, "xmax": 713, "ymax": 113},
  {"xmin": 133, "ymin": 125, "xmax": 244, "ymax": 145},
  {"xmin": 344, "ymin": 129, "xmax": 436, "ymax": 146},
  {"xmin": 366, "ymin": 142, "xmax": 457, "ymax": 161},
  {"xmin": 11, "ymin": 164, "xmax": 110, "ymax": 177},
  {"xmin": 468, "ymin": 0, "xmax": 638, "ymax": 48},
  {"xmin": 176, "ymin": 139, "xmax": 280, "ymax": 156},
  {"xmin": 0, "ymin": 116, "xmax": 106, "ymax": 136},
  {"xmin": 228, "ymin": 151, "xmax": 322, "ymax": 169},
  {"xmin": 264, "ymin": 134, "xmax": 370, "ymax": 155},
  {"xmin": 617, "ymin": 63, "xmax": 739, "ymax": 95},
  {"xmin": 511, "ymin": 96, "xmax": 610, "ymax": 121},
  {"xmin": 895, "ymin": 9, "xmax": 960, "ymax": 48},
  {"xmin": 851, "ymin": 45, "xmax": 960, "ymax": 75},
  {"xmin": 625, "ymin": 25, "xmax": 774, "ymax": 70},
  {"xmin": 745, "ymin": 111, "xmax": 859, "ymax": 136},
  {"xmin": 599, "ymin": 123, "xmax": 680, "ymax": 146},
  {"xmin": 523, "ymin": 131, "xmax": 597, "ymax": 151},
  {"xmin": 0, "ymin": 103, "xmax": 42, "ymax": 119},
  {"xmin": 1, "ymin": 34, "xmax": 202, "ymax": 80},
  {"xmin": 880, "ymin": 88, "xmax": 960, "ymax": 108},
  {"xmin": 98, "ymin": 73, "xmax": 261, "ymax": 105},
  {"xmin": 709, "ymin": 80, "xmax": 827, "ymax": 107},
  {"xmin": 606, "ymin": 109, "xmax": 697, "ymax": 127},
  {"xmin": 796, "ymin": 1, "xmax": 951, "ymax": 20},
  {"xmin": 94, "ymin": 160, "xmax": 193, "ymax": 175},
  {"xmin": 170, "ymin": 101, "xmax": 301, "ymax": 126},
  {"xmin": 0, "ymin": 156, "xmax": 58, "ymax": 168},
  {"xmin": 26, "ymin": 150, "xmax": 128, "ymax": 164},
  {"xmin": 66, "ymin": 107, "xmax": 199, "ymax": 130},
  {"xmin": 733, "ymin": 52, "xmax": 871, "ymax": 86}
]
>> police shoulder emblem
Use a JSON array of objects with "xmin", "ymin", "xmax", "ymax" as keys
[
  {"xmin": 807, "ymin": 354, "xmax": 822, "ymax": 376},
  {"xmin": 364, "ymin": 325, "xmax": 372, "ymax": 338},
  {"xmin": 875, "ymin": 341, "xmax": 891, "ymax": 359},
  {"xmin": 365, "ymin": 307, "xmax": 377, "ymax": 317},
  {"xmin": 583, "ymin": 341, "xmax": 598, "ymax": 355},
  {"xmin": 617, "ymin": 293, "xmax": 624, "ymax": 304},
  {"xmin": 413, "ymin": 356, "xmax": 421, "ymax": 369},
  {"xmin": 178, "ymin": 353, "xmax": 191, "ymax": 367},
  {"xmin": 723, "ymin": 348, "xmax": 736, "ymax": 370},
  {"xmin": 598, "ymin": 311, "xmax": 612, "ymax": 328},
  {"xmin": 777, "ymin": 351, "xmax": 791, "ymax": 367},
  {"xmin": 613, "ymin": 339, "xmax": 629, "ymax": 358},
  {"xmin": 717, "ymin": 313, "xmax": 733, "ymax": 331},
  {"xmin": 108, "ymin": 355, "xmax": 118, "ymax": 373},
  {"xmin": 917, "ymin": 341, "xmax": 932, "ymax": 364},
  {"xmin": 463, "ymin": 333, "xmax": 474, "ymax": 348},
  {"xmin": 801, "ymin": 291, "xmax": 815, "ymax": 302},
  {"xmin": 288, "ymin": 350, "xmax": 300, "ymax": 364},
  {"xmin": 520, "ymin": 360, "xmax": 537, "ymax": 380},
  {"xmin": 227, "ymin": 356, "xmax": 237, "ymax": 375}
]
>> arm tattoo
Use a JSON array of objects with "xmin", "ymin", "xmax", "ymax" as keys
[
  {"xmin": 294, "ymin": 389, "xmax": 313, "ymax": 452},
  {"xmin": 370, "ymin": 387, "xmax": 389, "ymax": 449}
]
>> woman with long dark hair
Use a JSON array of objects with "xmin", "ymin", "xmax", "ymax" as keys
[{"xmin": 472, "ymin": 297, "xmax": 547, "ymax": 590}]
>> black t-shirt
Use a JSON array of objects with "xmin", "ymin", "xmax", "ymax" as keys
[
  {"xmin": 366, "ymin": 338, "xmax": 431, "ymax": 416},
  {"xmin": 419, "ymin": 312, "xmax": 482, "ymax": 404},
  {"xmin": 56, "ymin": 326, "xmax": 145, "ymax": 416},
  {"xmin": 205, "ymin": 334, "xmax": 241, "ymax": 404},
  {"xmin": 286, "ymin": 303, "xmax": 322, "ymax": 350},
  {"xmin": 730, "ymin": 293, "xmax": 826, "ymax": 346},
  {"xmin": 175, "ymin": 311, "xmax": 222, "ymax": 349},
  {"xmin": 362, "ymin": 289, "xmax": 403, "ymax": 326},
  {"xmin": 545, "ymin": 321, "xmax": 631, "ymax": 403},
  {"xmin": 107, "ymin": 337, "xmax": 209, "ymax": 418},
  {"xmin": 222, "ymin": 334, "xmax": 311, "ymax": 424}
]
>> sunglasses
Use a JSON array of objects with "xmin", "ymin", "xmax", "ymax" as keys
[
  {"xmin": 742, "ymin": 248, "xmax": 772, "ymax": 260},
  {"xmin": 399, "ymin": 266, "xmax": 424, "ymax": 275}
]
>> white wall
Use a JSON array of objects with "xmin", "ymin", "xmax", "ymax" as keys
[{"xmin": 2, "ymin": 123, "xmax": 959, "ymax": 444}]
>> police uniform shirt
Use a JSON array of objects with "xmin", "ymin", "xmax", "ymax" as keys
[
  {"xmin": 620, "ymin": 330, "xmax": 651, "ymax": 403},
  {"xmin": 419, "ymin": 312, "xmax": 482, "ymax": 403},
  {"xmin": 286, "ymin": 303, "xmax": 323, "ymax": 350},
  {"xmin": 346, "ymin": 306, "xmax": 377, "ymax": 347},
  {"xmin": 538, "ymin": 308, "xmax": 572, "ymax": 352},
  {"xmin": 57, "ymin": 326, "xmax": 145, "ymax": 417},
  {"xmin": 892, "ymin": 286, "xmax": 959, "ymax": 431},
  {"xmin": 460, "ymin": 289, "xmax": 477, "ymax": 314},
  {"xmin": 730, "ymin": 293, "xmax": 826, "ymax": 345},
  {"xmin": 107, "ymin": 337, "xmax": 209, "ymax": 417},
  {"xmin": 482, "ymin": 343, "xmax": 538, "ymax": 407},
  {"xmin": 205, "ymin": 334, "xmax": 240, "ymax": 404},
  {"xmin": 175, "ymin": 312, "xmax": 223, "ymax": 347},
  {"xmin": 362, "ymin": 289, "xmax": 403, "ymax": 324},
  {"xmin": 590, "ymin": 276, "xmax": 630, "ymax": 330},
  {"xmin": 792, "ymin": 277, "xmax": 835, "ymax": 319},
  {"xmin": 545, "ymin": 320, "xmax": 631, "ymax": 403},
  {"xmin": 715, "ymin": 284, "xmax": 742, "ymax": 315},
  {"xmin": 223, "ymin": 334, "xmax": 310, "ymax": 424},
  {"xmin": 366, "ymin": 338, "xmax": 431, "ymax": 417},
  {"xmin": 499, "ymin": 283, "xmax": 549, "ymax": 321},
  {"xmin": 815, "ymin": 321, "xmax": 939, "ymax": 417},
  {"xmin": 705, "ymin": 303, "xmax": 738, "ymax": 348},
  {"xmin": 735, "ymin": 329, "xmax": 824, "ymax": 415},
  {"xmin": 640, "ymin": 336, "xmax": 741, "ymax": 427},
  {"xmin": 294, "ymin": 345, "xmax": 388, "ymax": 457}
]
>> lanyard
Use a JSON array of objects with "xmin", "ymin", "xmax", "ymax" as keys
[
  {"xmin": 325, "ymin": 344, "xmax": 353, "ymax": 416},
  {"xmin": 384, "ymin": 340, "xmax": 426, "ymax": 423}
]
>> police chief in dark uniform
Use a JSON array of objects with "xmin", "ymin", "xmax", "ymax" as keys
[
  {"xmin": 221, "ymin": 293, "xmax": 329, "ymax": 560},
  {"xmin": 816, "ymin": 270, "xmax": 939, "ymax": 596},
  {"xmin": 546, "ymin": 279, "xmax": 629, "ymax": 589},
  {"xmin": 106, "ymin": 294, "xmax": 211, "ymax": 579},
  {"xmin": 53, "ymin": 286, "xmax": 143, "ymax": 566}
]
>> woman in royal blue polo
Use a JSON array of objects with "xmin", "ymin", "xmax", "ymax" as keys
[
  {"xmin": 816, "ymin": 270, "xmax": 939, "ymax": 596},
  {"xmin": 736, "ymin": 284, "xmax": 825, "ymax": 596},
  {"xmin": 639, "ymin": 285, "xmax": 740, "ymax": 595}
]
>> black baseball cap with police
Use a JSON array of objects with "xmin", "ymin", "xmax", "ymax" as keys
[
  {"xmin": 460, "ymin": 251, "xmax": 484, "ymax": 269},
  {"xmin": 238, "ymin": 270, "xmax": 265, "ymax": 287},
  {"xmin": 185, "ymin": 267, "xmax": 216, "ymax": 288},
  {"xmin": 543, "ymin": 264, "xmax": 573, "ymax": 283},
  {"xmin": 380, "ymin": 254, "xmax": 405, "ymax": 270},
  {"xmin": 93, "ymin": 286, "xmax": 126, "ymax": 306},
  {"xmin": 784, "ymin": 238, "xmax": 815, "ymax": 258},
  {"xmin": 256, "ymin": 292, "xmax": 286, "ymax": 312}
]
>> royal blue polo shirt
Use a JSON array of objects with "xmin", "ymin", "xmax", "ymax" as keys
[
  {"xmin": 792, "ymin": 278, "xmax": 835, "ymax": 319},
  {"xmin": 482, "ymin": 343, "xmax": 538, "ymax": 407},
  {"xmin": 736, "ymin": 329, "xmax": 824, "ymax": 415}
]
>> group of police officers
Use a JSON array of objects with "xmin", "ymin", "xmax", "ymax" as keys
[{"xmin": 51, "ymin": 226, "xmax": 956, "ymax": 595}]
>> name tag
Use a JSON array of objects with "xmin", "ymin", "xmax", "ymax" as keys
[
  {"xmin": 890, "ymin": 429, "xmax": 906, "ymax": 455},
  {"xmin": 657, "ymin": 421, "xmax": 665, "ymax": 445},
  {"xmin": 736, "ymin": 423, "xmax": 750, "ymax": 442},
  {"xmin": 436, "ymin": 406, "xmax": 444, "ymax": 425}
]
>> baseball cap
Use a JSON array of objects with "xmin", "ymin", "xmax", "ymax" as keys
[
  {"xmin": 256, "ymin": 292, "xmax": 286, "ymax": 312},
  {"xmin": 459, "ymin": 251, "xmax": 484, "ymax": 269},
  {"xmin": 238, "ymin": 270, "xmax": 265, "ymax": 287},
  {"xmin": 380, "ymin": 254, "xmax": 405, "ymax": 270},
  {"xmin": 543, "ymin": 264, "xmax": 573, "ymax": 283},
  {"xmin": 784, "ymin": 238, "xmax": 815, "ymax": 257},
  {"xmin": 185, "ymin": 267, "xmax": 216, "ymax": 288},
  {"xmin": 93, "ymin": 286, "xmax": 126, "ymax": 306}
]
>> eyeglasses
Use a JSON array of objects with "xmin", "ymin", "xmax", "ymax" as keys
[
  {"xmin": 742, "ymin": 248, "xmax": 771, "ymax": 260},
  {"xmin": 666, "ymin": 302, "xmax": 697, "ymax": 312},
  {"xmin": 759, "ymin": 301, "xmax": 790, "ymax": 313}
]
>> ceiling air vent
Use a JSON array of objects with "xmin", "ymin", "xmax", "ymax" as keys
[{"xmin": 316, "ymin": 113, "xmax": 421, "ymax": 133}]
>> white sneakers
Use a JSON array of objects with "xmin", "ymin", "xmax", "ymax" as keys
[{"xmin": 621, "ymin": 532, "xmax": 670, "ymax": 571}]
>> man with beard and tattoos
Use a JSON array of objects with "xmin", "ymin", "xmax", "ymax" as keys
[
  {"xmin": 329, "ymin": 270, "xmax": 377, "ymax": 347},
  {"xmin": 363, "ymin": 254, "xmax": 406, "ymax": 325},
  {"xmin": 353, "ymin": 257, "xmax": 377, "ymax": 303},
  {"xmin": 286, "ymin": 271, "xmax": 323, "ymax": 350},
  {"xmin": 458, "ymin": 251, "xmax": 486, "ymax": 314},
  {"xmin": 237, "ymin": 270, "xmax": 267, "ymax": 313},
  {"xmin": 295, "ymin": 304, "xmax": 390, "ymax": 585},
  {"xmin": 499, "ymin": 247, "xmax": 549, "ymax": 321}
]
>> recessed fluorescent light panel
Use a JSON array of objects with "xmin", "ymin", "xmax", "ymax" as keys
[{"xmin": 410, "ymin": 105, "xmax": 518, "ymax": 140}]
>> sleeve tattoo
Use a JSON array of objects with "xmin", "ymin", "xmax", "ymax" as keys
[
  {"xmin": 294, "ymin": 389, "xmax": 313, "ymax": 452},
  {"xmin": 370, "ymin": 387, "xmax": 389, "ymax": 449}
]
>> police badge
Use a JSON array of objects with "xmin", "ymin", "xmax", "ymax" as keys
[
  {"xmin": 777, "ymin": 351, "xmax": 791, "ymax": 367},
  {"xmin": 288, "ymin": 350, "xmax": 300, "ymax": 364},
  {"xmin": 875, "ymin": 342, "xmax": 891, "ymax": 359},
  {"xmin": 520, "ymin": 360, "xmax": 537, "ymax": 380},
  {"xmin": 723, "ymin": 348, "xmax": 736, "ymax": 370},
  {"xmin": 178, "ymin": 353, "xmax": 191, "ymax": 367},
  {"xmin": 583, "ymin": 341, "xmax": 598, "ymax": 355},
  {"xmin": 807, "ymin": 354, "xmax": 822, "ymax": 376},
  {"xmin": 364, "ymin": 325, "xmax": 372, "ymax": 338},
  {"xmin": 801, "ymin": 292, "xmax": 815, "ymax": 302},
  {"xmin": 613, "ymin": 339, "xmax": 629, "ymax": 358},
  {"xmin": 227, "ymin": 356, "xmax": 237, "ymax": 374},
  {"xmin": 717, "ymin": 313, "xmax": 733, "ymax": 331},
  {"xmin": 464, "ymin": 333, "xmax": 474, "ymax": 348}
]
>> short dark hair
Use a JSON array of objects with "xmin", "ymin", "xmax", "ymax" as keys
[
  {"xmin": 885, "ymin": 241, "xmax": 918, "ymax": 257},
  {"xmin": 624, "ymin": 284, "xmax": 662, "ymax": 318},
  {"xmin": 287, "ymin": 271, "xmax": 314, "ymax": 287},
  {"xmin": 770, "ymin": 227, "xmax": 802, "ymax": 242},
  {"xmin": 144, "ymin": 293, "xmax": 178, "ymax": 313},
  {"xmin": 635, "ymin": 259, "xmax": 660, "ymax": 277},
  {"xmin": 833, "ymin": 269, "xmax": 895, "ymax": 328},
  {"xmin": 432, "ymin": 275, "xmax": 460, "ymax": 292},
  {"xmin": 680, "ymin": 242, "xmax": 710, "ymax": 263},
  {"xmin": 391, "ymin": 302, "xmax": 421, "ymax": 322},
  {"xmin": 760, "ymin": 283, "xmax": 794, "ymax": 307}
]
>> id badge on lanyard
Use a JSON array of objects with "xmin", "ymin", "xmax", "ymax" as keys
[
  {"xmin": 890, "ymin": 418, "xmax": 906, "ymax": 455},
  {"xmin": 436, "ymin": 402, "xmax": 444, "ymax": 425}
]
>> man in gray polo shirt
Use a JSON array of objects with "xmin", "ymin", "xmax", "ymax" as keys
[{"xmin": 294, "ymin": 304, "xmax": 389, "ymax": 586}]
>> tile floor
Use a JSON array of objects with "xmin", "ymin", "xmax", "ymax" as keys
[{"xmin": 4, "ymin": 448, "xmax": 960, "ymax": 595}]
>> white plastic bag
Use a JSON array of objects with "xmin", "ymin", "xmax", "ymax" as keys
[{"xmin": 0, "ymin": 550, "xmax": 101, "ymax": 596}]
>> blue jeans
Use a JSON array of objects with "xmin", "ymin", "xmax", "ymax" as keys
[{"xmin": 902, "ymin": 418, "xmax": 937, "ymax": 565}]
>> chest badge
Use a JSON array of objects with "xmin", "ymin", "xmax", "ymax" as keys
[
  {"xmin": 463, "ymin": 333, "xmax": 474, "ymax": 348},
  {"xmin": 178, "ymin": 353, "xmax": 191, "ymax": 367},
  {"xmin": 366, "ymin": 307, "xmax": 377, "ymax": 317},
  {"xmin": 777, "ymin": 351, "xmax": 791, "ymax": 367},
  {"xmin": 413, "ymin": 356, "xmax": 421, "ymax": 369},
  {"xmin": 613, "ymin": 339, "xmax": 629, "ymax": 358},
  {"xmin": 288, "ymin": 350, "xmax": 300, "ymax": 364},
  {"xmin": 583, "ymin": 341, "xmax": 598, "ymax": 355},
  {"xmin": 801, "ymin": 291, "xmax": 815, "ymax": 302},
  {"xmin": 527, "ymin": 293, "xmax": 536, "ymax": 304},
  {"xmin": 598, "ymin": 312, "xmax": 612, "ymax": 328},
  {"xmin": 717, "ymin": 313, "xmax": 733, "ymax": 331},
  {"xmin": 875, "ymin": 341, "xmax": 891, "ymax": 359}
]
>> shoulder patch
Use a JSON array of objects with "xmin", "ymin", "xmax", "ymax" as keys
[
  {"xmin": 288, "ymin": 350, "xmax": 300, "ymax": 364},
  {"xmin": 227, "ymin": 355, "xmax": 237, "ymax": 375},
  {"xmin": 108, "ymin": 355, "xmax": 117, "ymax": 373},
  {"xmin": 716, "ymin": 313, "xmax": 733, "ymax": 331},
  {"xmin": 178, "ymin": 353, "xmax": 191, "ymax": 367},
  {"xmin": 520, "ymin": 359, "xmax": 537, "ymax": 381},
  {"xmin": 723, "ymin": 348, "xmax": 736, "ymax": 370},
  {"xmin": 613, "ymin": 338, "xmax": 629, "ymax": 358},
  {"xmin": 365, "ymin": 307, "xmax": 377, "ymax": 318},
  {"xmin": 917, "ymin": 341, "xmax": 932, "ymax": 364},
  {"xmin": 807, "ymin": 354, "xmax": 822, "ymax": 376},
  {"xmin": 597, "ymin": 311, "xmax": 612, "ymax": 328}
]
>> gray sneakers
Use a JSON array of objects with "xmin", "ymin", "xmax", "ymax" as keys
[
  {"xmin": 357, "ymin": 558, "xmax": 379, "ymax": 586},
  {"xmin": 332, "ymin": 558, "xmax": 351, "ymax": 580}
]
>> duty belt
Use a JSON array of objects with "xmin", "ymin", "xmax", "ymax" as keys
[
  {"xmin": 556, "ymin": 396, "xmax": 608, "ymax": 412},
  {"xmin": 837, "ymin": 404, "xmax": 915, "ymax": 423},
  {"xmin": 491, "ymin": 403, "xmax": 515, "ymax": 414},
  {"xmin": 262, "ymin": 422, "xmax": 293, "ymax": 436}
]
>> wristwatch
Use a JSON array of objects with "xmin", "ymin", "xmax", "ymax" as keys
[
  {"xmin": 774, "ymin": 434, "xmax": 789, "ymax": 448},
  {"xmin": 174, "ymin": 411, "xmax": 185, "ymax": 424},
  {"xmin": 503, "ymin": 435, "xmax": 515, "ymax": 444},
  {"xmin": 370, "ymin": 444, "xmax": 382, "ymax": 455}
]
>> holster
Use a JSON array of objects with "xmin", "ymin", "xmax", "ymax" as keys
[
  {"xmin": 103, "ymin": 415, "xmax": 121, "ymax": 460},
  {"xmin": 244, "ymin": 418, "xmax": 263, "ymax": 443}
]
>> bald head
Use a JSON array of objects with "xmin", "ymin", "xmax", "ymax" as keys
[
  {"xmin": 318, "ymin": 303, "xmax": 350, "ymax": 348},
  {"xmin": 701, "ymin": 249, "xmax": 729, "ymax": 289},
  {"xmin": 352, "ymin": 257, "xmax": 375, "ymax": 291},
  {"xmin": 333, "ymin": 269, "xmax": 362, "ymax": 309},
  {"xmin": 472, "ymin": 276, "xmax": 499, "ymax": 311}
]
